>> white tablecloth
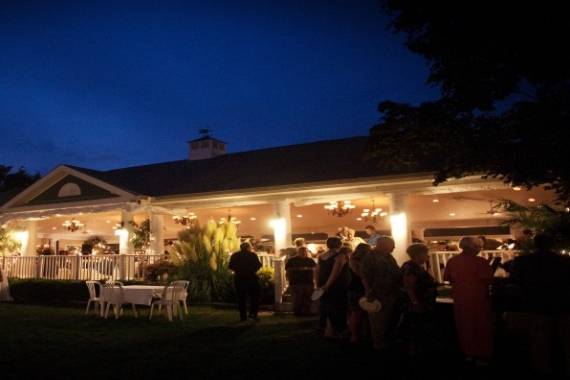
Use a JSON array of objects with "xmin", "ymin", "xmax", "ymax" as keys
[{"xmin": 100, "ymin": 285, "xmax": 168, "ymax": 306}]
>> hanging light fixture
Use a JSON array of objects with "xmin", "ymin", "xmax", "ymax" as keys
[
  {"xmin": 360, "ymin": 200, "xmax": 384, "ymax": 224},
  {"xmin": 173, "ymin": 213, "xmax": 197, "ymax": 226},
  {"xmin": 62, "ymin": 219, "xmax": 84, "ymax": 232},
  {"xmin": 219, "ymin": 209, "xmax": 241, "ymax": 225},
  {"xmin": 324, "ymin": 200, "xmax": 356, "ymax": 217}
]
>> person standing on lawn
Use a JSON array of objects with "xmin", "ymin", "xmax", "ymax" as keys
[
  {"xmin": 400, "ymin": 243, "xmax": 438, "ymax": 356},
  {"xmin": 316, "ymin": 237, "xmax": 351, "ymax": 338},
  {"xmin": 285, "ymin": 246, "xmax": 317, "ymax": 316},
  {"xmin": 509, "ymin": 233, "xmax": 570, "ymax": 376},
  {"xmin": 443, "ymin": 236, "xmax": 494, "ymax": 365},
  {"xmin": 229, "ymin": 242, "xmax": 262, "ymax": 322},
  {"xmin": 361, "ymin": 236, "xmax": 403, "ymax": 351}
]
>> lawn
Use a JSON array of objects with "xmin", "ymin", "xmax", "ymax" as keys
[{"xmin": 0, "ymin": 303, "xmax": 532, "ymax": 380}]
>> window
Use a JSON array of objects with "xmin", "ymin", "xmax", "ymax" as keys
[{"xmin": 58, "ymin": 183, "xmax": 81, "ymax": 197}]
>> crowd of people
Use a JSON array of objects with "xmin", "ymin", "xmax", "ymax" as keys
[{"xmin": 228, "ymin": 229, "xmax": 570, "ymax": 375}]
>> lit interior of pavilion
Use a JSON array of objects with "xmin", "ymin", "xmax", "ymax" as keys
[{"xmin": 3, "ymin": 185, "xmax": 554, "ymax": 262}]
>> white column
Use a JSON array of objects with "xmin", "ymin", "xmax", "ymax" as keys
[
  {"xmin": 272, "ymin": 199, "xmax": 292, "ymax": 254},
  {"xmin": 389, "ymin": 193, "xmax": 411, "ymax": 265},
  {"xmin": 119, "ymin": 210, "xmax": 135, "ymax": 255},
  {"xmin": 273, "ymin": 258, "xmax": 286, "ymax": 307},
  {"xmin": 149, "ymin": 213, "xmax": 165, "ymax": 256},
  {"xmin": 24, "ymin": 220, "xmax": 37, "ymax": 256}
]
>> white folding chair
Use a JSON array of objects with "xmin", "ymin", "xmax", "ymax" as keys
[
  {"xmin": 103, "ymin": 281, "xmax": 138, "ymax": 319},
  {"xmin": 149, "ymin": 281, "xmax": 187, "ymax": 321},
  {"xmin": 85, "ymin": 281, "xmax": 103, "ymax": 316}
]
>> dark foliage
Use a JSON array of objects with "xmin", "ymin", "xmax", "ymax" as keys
[
  {"xmin": 8, "ymin": 279, "xmax": 145, "ymax": 304},
  {"xmin": 368, "ymin": 1, "xmax": 570, "ymax": 203},
  {"xmin": 0, "ymin": 165, "xmax": 40, "ymax": 193},
  {"xmin": 144, "ymin": 260, "xmax": 180, "ymax": 282}
]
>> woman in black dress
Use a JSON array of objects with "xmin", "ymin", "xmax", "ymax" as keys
[
  {"xmin": 401, "ymin": 243, "xmax": 438, "ymax": 355},
  {"xmin": 316, "ymin": 237, "xmax": 351, "ymax": 338},
  {"xmin": 348, "ymin": 243, "xmax": 371, "ymax": 343}
]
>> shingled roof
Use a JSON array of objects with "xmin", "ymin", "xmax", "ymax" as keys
[{"xmin": 66, "ymin": 136, "xmax": 394, "ymax": 198}]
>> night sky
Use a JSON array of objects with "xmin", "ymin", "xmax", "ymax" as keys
[{"xmin": 0, "ymin": 0, "xmax": 438, "ymax": 174}]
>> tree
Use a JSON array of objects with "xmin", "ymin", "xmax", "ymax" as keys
[
  {"xmin": 368, "ymin": 1, "xmax": 570, "ymax": 203},
  {"xmin": 0, "ymin": 227, "xmax": 21, "ymax": 256},
  {"xmin": 0, "ymin": 165, "xmax": 40, "ymax": 193},
  {"xmin": 497, "ymin": 200, "xmax": 570, "ymax": 252}
]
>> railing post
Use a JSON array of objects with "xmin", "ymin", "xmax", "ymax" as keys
[
  {"xmin": 73, "ymin": 255, "xmax": 81, "ymax": 280},
  {"xmin": 118, "ymin": 255, "xmax": 126, "ymax": 281},
  {"xmin": 36, "ymin": 257, "xmax": 42, "ymax": 279},
  {"xmin": 273, "ymin": 257, "xmax": 285, "ymax": 306}
]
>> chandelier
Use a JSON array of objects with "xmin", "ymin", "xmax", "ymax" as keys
[
  {"xmin": 173, "ymin": 213, "xmax": 197, "ymax": 226},
  {"xmin": 360, "ymin": 201, "xmax": 388, "ymax": 224},
  {"xmin": 324, "ymin": 200, "xmax": 355, "ymax": 217},
  {"xmin": 62, "ymin": 219, "xmax": 84, "ymax": 232},
  {"xmin": 219, "ymin": 209, "xmax": 241, "ymax": 225}
]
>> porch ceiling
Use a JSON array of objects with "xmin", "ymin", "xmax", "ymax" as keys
[{"xmin": 6, "ymin": 182, "xmax": 556, "ymax": 241}]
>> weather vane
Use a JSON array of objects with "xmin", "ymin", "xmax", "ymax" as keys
[{"xmin": 199, "ymin": 128, "xmax": 211, "ymax": 137}]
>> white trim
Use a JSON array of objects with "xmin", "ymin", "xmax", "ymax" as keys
[
  {"xmin": 63, "ymin": 166, "xmax": 136, "ymax": 198},
  {"xmin": 151, "ymin": 174, "xmax": 508, "ymax": 210},
  {"xmin": 3, "ymin": 196, "xmax": 138, "ymax": 214},
  {"xmin": 1, "ymin": 165, "xmax": 137, "ymax": 210},
  {"xmin": 0, "ymin": 201, "xmax": 142, "ymax": 222}
]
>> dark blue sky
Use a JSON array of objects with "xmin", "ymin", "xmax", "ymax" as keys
[{"xmin": 0, "ymin": 0, "xmax": 438, "ymax": 174}]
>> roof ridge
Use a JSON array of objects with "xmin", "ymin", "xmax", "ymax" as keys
[
  {"xmin": 102, "ymin": 135, "xmax": 368, "ymax": 173},
  {"xmin": 64, "ymin": 164, "xmax": 104, "ymax": 173}
]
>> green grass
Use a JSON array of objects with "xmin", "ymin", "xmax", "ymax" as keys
[
  {"xmin": 0, "ymin": 304, "xmax": 381, "ymax": 379},
  {"xmin": 0, "ymin": 303, "xmax": 535, "ymax": 379}
]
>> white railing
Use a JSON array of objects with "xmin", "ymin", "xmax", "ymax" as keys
[
  {"xmin": 0, "ymin": 254, "xmax": 167, "ymax": 282},
  {"xmin": 428, "ymin": 250, "xmax": 519, "ymax": 283},
  {"xmin": 257, "ymin": 252, "xmax": 277, "ymax": 269}
]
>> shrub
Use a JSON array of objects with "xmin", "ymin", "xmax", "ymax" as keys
[
  {"xmin": 208, "ymin": 267, "xmax": 275, "ymax": 304},
  {"xmin": 9, "ymin": 279, "xmax": 89, "ymax": 304},
  {"xmin": 8, "ymin": 278, "xmax": 147, "ymax": 304},
  {"xmin": 144, "ymin": 260, "xmax": 179, "ymax": 282},
  {"xmin": 258, "ymin": 267, "xmax": 275, "ymax": 305}
]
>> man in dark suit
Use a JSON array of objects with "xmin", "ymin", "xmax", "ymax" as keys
[
  {"xmin": 229, "ymin": 242, "xmax": 262, "ymax": 322},
  {"xmin": 509, "ymin": 233, "xmax": 570, "ymax": 375}
]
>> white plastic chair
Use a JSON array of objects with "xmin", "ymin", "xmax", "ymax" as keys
[
  {"xmin": 149, "ymin": 281, "xmax": 187, "ymax": 321},
  {"xmin": 174, "ymin": 280, "xmax": 190, "ymax": 315},
  {"xmin": 85, "ymin": 281, "xmax": 103, "ymax": 315},
  {"xmin": 103, "ymin": 281, "xmax": 138, "ymax": 319}
]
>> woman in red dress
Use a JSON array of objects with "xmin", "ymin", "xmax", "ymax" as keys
[{"xmin": 444, "ymin": 236, "xmax": 494, "ymax": 364}]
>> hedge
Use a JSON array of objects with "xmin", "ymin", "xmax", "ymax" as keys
[
  {"xmin": 7, "ymin": 279, "xmax": 145, "ymax": 305},
  {"xmin": 7, "ymin": 277, "xmax": 275, "ymax": 305}
]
